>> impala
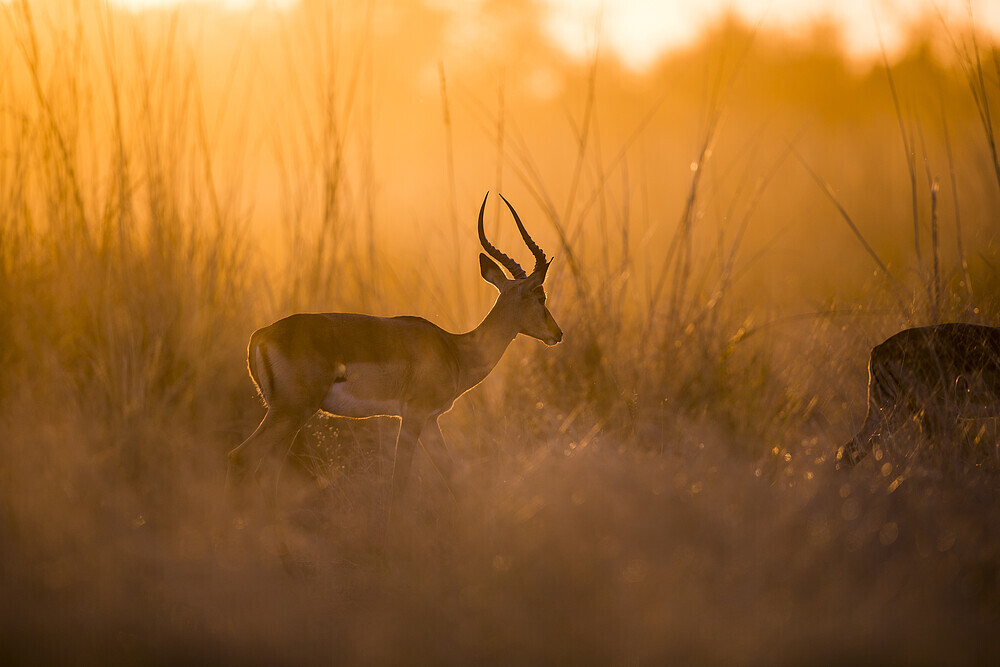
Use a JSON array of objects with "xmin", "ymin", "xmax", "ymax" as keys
[
  {"xmin": 228, "ymin": 192, "xmax": 562, "ymax": 526},
  {"xmin": 838, "ymin": 323, "xmax": 1000, "ymax": 467}
]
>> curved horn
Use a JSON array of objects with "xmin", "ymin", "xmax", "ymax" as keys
[
  {"xmin": 499, "ymin": 194, "xmax": 547, "ymax": 275},
  {"xmin": 478, "ymin": 192, "xmax": 526, "ymax": 279}
]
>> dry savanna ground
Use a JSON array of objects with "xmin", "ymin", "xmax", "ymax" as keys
[{"xmin": 2, "ymin": 1, "xmax": 1000, "ymax": 663}]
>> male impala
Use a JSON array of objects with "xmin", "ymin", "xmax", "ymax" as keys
[
  {"xmin": 229, "ymin": 193, "xmax": 562, "ymax": 524},
  {"xmin": 838, "ymin": 323, "xmax": 1000, "ymax": 467}
]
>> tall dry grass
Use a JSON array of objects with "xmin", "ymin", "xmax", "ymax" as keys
[{"xmin": 1, "ymin": 1, "xmax": 1000, "ymax": 663}]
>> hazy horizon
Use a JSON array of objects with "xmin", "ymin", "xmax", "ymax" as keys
[{"xmin": 92, "ymin": 0, "xmax": 1000, "ymax": 68}]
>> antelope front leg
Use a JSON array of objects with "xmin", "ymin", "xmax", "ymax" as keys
[
  {"xmin": 418, "ymin": 417, "xmax": 458, "ymax": 499},
  {"xmin": 387, "ymin": 413, "xmax": 425, "ymax": 534}
]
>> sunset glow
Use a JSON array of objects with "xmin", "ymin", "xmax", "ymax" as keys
[{"xmin": 4, "ymin": 0, "xmax": 1000, "ymax": 662}]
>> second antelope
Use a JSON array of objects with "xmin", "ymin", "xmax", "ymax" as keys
[
  {"xmin": 229, "ymin": 192, "xmax": 562, "ymax": 527},
  {"xmin": 839, "ymin": 323, "xmax": 1000, "ymax": 467}
]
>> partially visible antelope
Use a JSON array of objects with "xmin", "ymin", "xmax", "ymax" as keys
[
  {"xmin": 838, "ymin": 323, "xmax": 1000, "ymax": 468},
  {"xmin": 229, "ymin": 192, "xmax": 562, "ymax": 529}
]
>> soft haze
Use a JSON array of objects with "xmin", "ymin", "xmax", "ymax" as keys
[{"xmin": 4, "ymin": 0, "xmax": 1000, "ymax": 663}]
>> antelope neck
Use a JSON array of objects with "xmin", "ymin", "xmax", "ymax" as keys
[{"xmin": 454, "ymin": 298, "xmax": 519, "ymax": 394}]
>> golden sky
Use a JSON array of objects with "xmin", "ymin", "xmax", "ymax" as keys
[{"xmin": 109, "ymin": 0, "xmax": 1000, "ymax": 69}]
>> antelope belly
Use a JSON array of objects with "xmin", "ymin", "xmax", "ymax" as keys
[
  {"xmin": 320, "ymin": 384, "xmax": 402, "ymax": 418},
  {"xmin": 319, "ymin": 364, "xmax": 404, "ymax": 418}
]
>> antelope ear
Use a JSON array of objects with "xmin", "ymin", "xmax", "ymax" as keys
[{"xmin": 480, "ymin": 254, "xmax": 510, "ymax": 290}]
